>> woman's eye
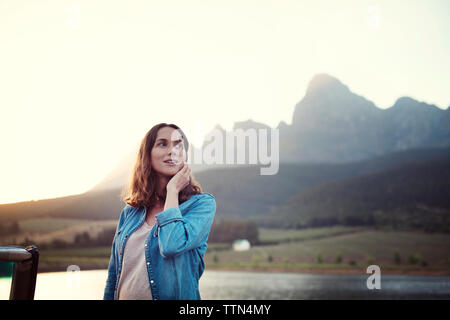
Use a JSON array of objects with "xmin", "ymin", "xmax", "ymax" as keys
[{"xmin": 157, "ymin": 142, "xmax": 182, "ymax": 148}]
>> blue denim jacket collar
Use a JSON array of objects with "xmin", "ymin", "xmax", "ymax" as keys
[{"xmin": 103, "ymin": 192, "xmax": 216, "ymax": 300}]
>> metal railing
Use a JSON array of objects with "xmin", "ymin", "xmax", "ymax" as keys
[{"xmin": 0, "ymin": 245, "xmax": 39, "ymax": 300}]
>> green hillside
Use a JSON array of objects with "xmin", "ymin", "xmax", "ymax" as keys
[
  {"xmin": 261, "ymin": 155, "xmax": 450, "ymax": 231},
  {"xmin": 198, "ymin": 147, "xmax": 450, "ymax": 221}
]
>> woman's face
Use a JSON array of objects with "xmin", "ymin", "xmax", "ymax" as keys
[{"xmin": 151, "ymin": 126, "xmax": 187, "ymax": 178}]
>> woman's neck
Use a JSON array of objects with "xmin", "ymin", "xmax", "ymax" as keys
[{"xmin": 155, "ymin": 174, "xmax": 170, "ymax": 198}]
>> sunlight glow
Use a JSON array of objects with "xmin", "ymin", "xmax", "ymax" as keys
[{"xmin": 0, "ymin": 0, "xmax": 449, "ymax": 204}]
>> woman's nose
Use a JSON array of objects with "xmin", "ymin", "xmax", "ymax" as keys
[{"xmin": 168, "ymin": 145, "xmax": 178, "ymax": 156}]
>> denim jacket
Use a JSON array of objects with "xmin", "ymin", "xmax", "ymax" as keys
[{"xmin": 103, "ymin": 193, "xmax": 216, "ymax": 300}]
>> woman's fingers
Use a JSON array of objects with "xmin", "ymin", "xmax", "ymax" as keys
[
  {"xmin": 184, "ymin": 164, "xmax": 191, "ymax": 185},
  {"xmin": 178, "ymin": 162, "xmax": 187, "ymax": 174}
]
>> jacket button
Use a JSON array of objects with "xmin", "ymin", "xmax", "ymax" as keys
[
  {"xmin": 150, "ymin": 280, "xmax": 154, "ymax": 284},
  {"xmin": 144, "ymin": 243, "xmax": 148, "ymax": 247},
  {"xmin": 147, "ymin": 262, "xmax": 150, "ymax": 266}
]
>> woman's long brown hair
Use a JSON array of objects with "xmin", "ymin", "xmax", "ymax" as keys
[{"xmin": 122, "ymin": 123, "xmax": 202, "ymax": 209}]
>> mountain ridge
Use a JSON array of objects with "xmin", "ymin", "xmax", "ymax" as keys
[{"xmin": 88, "ymin": 74, "xmax": 449, "ymax": 192}]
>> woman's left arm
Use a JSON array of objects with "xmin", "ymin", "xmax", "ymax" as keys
[{"xmin": 155, "ymin": 194, "xmax": 216, "ymax": 258}]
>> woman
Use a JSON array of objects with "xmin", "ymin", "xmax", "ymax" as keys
[{"xmin": 103, "ymin": 123, "xmax": 216, "ymax": 300}]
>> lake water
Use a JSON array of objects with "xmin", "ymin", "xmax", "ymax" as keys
[{"xmin": 1, "ymin": 269, "xmax": 450, "ymax": 300}]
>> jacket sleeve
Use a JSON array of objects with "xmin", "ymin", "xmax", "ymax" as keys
[
  {"xmin": 103, "ymin": 206, "xmax": 128, "ymax": 300},
  {"xmin": 155, "ymin": 194, "xmax": 216, "ymax": 259}
]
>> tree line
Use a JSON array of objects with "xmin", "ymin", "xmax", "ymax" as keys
[{"xmin": 13, "ymin": 219, "xmax": 260, "ymax": 250}]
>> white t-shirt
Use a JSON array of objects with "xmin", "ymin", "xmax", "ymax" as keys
[{"xmin": 117, "ymin": 220, "xmax": 155, "ymax": 300}]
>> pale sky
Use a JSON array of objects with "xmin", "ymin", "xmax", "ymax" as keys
[{"xmin": 1, "ymin": 0, "xmax": 449, "ymax": 204}]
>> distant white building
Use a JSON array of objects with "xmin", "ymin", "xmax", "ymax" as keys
[{"xmin": 232, "ymin": 239, "xmax": 251, "ymax": 251}]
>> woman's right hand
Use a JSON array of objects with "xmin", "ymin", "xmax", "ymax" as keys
[{"xmin": 166, "ymin": 162, "xmax": 191, "ymax": 194}]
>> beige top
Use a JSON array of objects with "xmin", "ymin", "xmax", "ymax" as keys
[{"xmin": 117, "ymin": 220, "xmax": 155, "ymax": 300}]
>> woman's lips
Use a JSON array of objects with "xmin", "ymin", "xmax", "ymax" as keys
[{"xmin": 164, "ymin": 160, "xmax": 179, "ymax": 166}]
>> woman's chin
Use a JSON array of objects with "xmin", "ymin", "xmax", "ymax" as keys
[{"xmin": 159, "ymin": 167, "xmax": 179, "ymax": 176}]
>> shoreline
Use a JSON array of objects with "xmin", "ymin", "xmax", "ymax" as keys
[
  {"xmin": 36, "ymin": 264, "xmax": 450, "ymax": 276},
  {"xmin": 206, "ymin": 265, "xmax": 450, "ymax": 276}
]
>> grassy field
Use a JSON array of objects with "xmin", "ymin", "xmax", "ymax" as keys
[
  {"xmin": 31, "ymin": 225, "xmax": 450, "ymax": 275},
  {"xmin": 38, "ymin": 247, "xmax": 112, "ymax": 273},
  {"xmin": 18, "ymin": 218, "xmax": 95, "ymax": 233},
  {"xmin": 258, "ymin": 226, "xmax": 367, "ymax": 244},
  {"xmin": 204, "ymin": 228, "xmax": 450, "ymax": 274},
  {"xmin": 1, "ymin": 218, "xmax": 117, "ymax": 246}
]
